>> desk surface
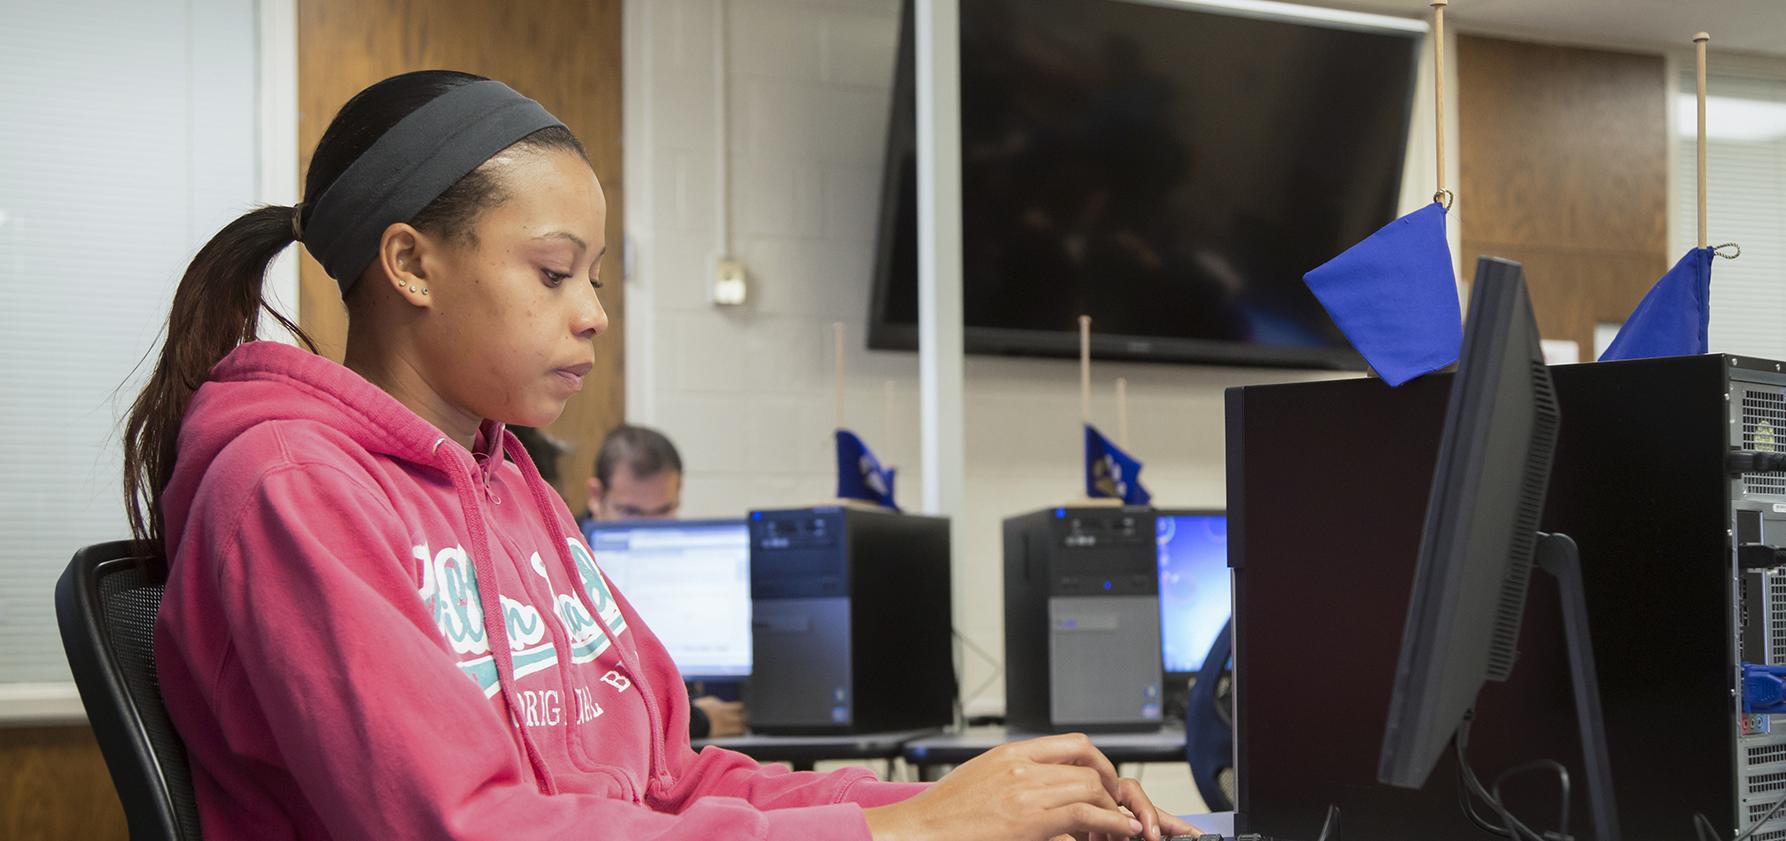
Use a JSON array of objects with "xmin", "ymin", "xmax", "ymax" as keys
[
  {"xmin": 694, "ymin": 727, "xmax": 940, "ymax": 761},
  {"xmin": 903, "ymin": 725, "xmax": 1187, "ymax": 765}
]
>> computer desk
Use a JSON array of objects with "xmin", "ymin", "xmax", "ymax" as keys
[
  {"xmin": 902, "ymin": 724, "xmax": 1188, "ymax": 781},
  {"xmin": 694, "ymin": 727, "xmax": 942, "ymax": 773}
]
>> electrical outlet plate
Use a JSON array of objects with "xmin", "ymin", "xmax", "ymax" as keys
[{"xmin": 713, "ymin": 257, "xmax": 747, "ymax": 306}]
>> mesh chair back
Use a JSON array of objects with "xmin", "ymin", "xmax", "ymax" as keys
[{"xmin": 56, "ymin": 541, "xmax": 204, "ymax": 840}]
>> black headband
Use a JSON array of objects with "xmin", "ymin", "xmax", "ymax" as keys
[{"xmin": 301, "ymin": 80, "xmax": 566, "ymax": 291}]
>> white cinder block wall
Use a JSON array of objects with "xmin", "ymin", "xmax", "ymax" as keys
[{"xmin": 623, "ymin": 1, "xmax": 1448, "ymax": 802}]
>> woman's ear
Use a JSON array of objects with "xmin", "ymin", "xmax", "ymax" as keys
[{"xmin": 376, "ymin": 222, "xmax": 435, "ymax": 309}]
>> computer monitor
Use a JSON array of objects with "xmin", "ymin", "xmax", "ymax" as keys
[
  {"xmin": 1156, "ymin": 510, "xmax": 1230, "ymax": 678},
  {"xmin": 1377, "ymin": 257, "xmax": 1618, "ymax": 839},
  {"xmin": 583, "ymin": 518, "xmax": 752, "ymax": 681}
]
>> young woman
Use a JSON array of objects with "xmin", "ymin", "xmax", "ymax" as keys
[{"xmin": 122, "ymin": 70, "xmax": 1197, "ymax": 841}]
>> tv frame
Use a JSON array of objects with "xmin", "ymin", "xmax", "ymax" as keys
[{"xmin": 866, "ymin": 0, "xmax": 1423, "ymax": 370}]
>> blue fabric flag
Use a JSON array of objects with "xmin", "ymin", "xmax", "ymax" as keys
[
  {"xmin": 835, "ymin": 429, "xmax": 898, "ymax": 511},
  {"xmin": 1599, "ymin": 247, "xmax": 1713, "ymax": 362},
  {"xmin": 1303, "ymin": 201, "xmax": 1462, "ymax": 387},
  {"xmin": 1085, "ymin": 424, "xmax": 1152, "ymax": 505}
]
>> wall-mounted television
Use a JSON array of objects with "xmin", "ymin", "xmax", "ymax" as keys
[{"xmin": 869, "ymin": 0, "xmax": 1422, "ymax": 369}]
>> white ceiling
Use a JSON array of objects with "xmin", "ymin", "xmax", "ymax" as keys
[{"xmin": 1297, "ymin": 0, "xmax": 1786, "ymax": 58}]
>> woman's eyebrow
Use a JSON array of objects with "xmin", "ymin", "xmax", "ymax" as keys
[{"xmin": 533, "ymin": 230, "xmax": 589, "ymax": 252}]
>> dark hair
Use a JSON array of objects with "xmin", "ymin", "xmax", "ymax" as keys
[
  {"xmin": 508, "ymin": 426, "xmax": 567, "ymax": 486},
  {"xmin": 594, "ymin": 426, "xmax": 684, "ymax": 488},
  {"xmin": 123, "ymin": 70, "xmax": 589, "ymax": 579}
]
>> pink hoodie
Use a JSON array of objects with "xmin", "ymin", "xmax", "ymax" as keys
[{"xmin": 155, "ymin": 341, "xmax": 924, "ymax": 839}]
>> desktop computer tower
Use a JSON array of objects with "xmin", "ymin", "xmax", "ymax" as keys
[
  {"xmin": 1227, "ymin": 354, "xmax": 1786, "ymax": 841},
  {"xmin": 746, "ymin": 507, "xmax": 954, "ymax": 734},
  {"xmin": 1004, "ymin": 506, "xmax": 1164, "ymax": 733}
]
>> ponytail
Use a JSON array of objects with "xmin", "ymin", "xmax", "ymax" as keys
[{"xmin": 122, "ymin": 204, "xmax": 315, "ymax": 579}]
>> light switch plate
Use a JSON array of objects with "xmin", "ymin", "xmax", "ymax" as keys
[{"xmin": 713, "ymin": 257, "xmax": 748, "ymax": 306}]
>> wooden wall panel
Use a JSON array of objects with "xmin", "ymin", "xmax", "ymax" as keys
[
  {"xmin": 297, "ymin": 0, "xmax": 625, "ymax": 506},
  {"xmin": 1457, "ymin": 35, "xmax": 1669, "ymax": 356},
  {"xmin": 0, "ymin": 725, "xmax": 127, "ymax": 841}
]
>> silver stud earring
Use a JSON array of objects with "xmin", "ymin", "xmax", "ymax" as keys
[
  {"xmin": 406, "ymin": 283, "xmax": 417, "ymax": 292},
  {"xmin": 420, "ymin": 288, "xmax": 429, "ymax": 296}
]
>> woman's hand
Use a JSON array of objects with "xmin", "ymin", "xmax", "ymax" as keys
[
  {"xmin": 863, "ymin": 733, "xmax": 1195, "ymax": 841},
  {"xmin": 1088, "ymin": 776, "xmax": 1201, "ymax": 841}
]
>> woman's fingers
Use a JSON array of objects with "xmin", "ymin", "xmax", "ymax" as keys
[{"xmin": 1040, "ymin": 801, "xmax": 1144, "ymax": 839}]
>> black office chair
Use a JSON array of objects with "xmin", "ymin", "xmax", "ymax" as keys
[
  {"xmin": 1185, "ymin": 618, "xmax": 1235, "ymax": 812},
  {"xmin": 55, "ymin": 540, "xmax": 204, "ymax": 840}
]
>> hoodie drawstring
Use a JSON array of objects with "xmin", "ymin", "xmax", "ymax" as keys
[
  {"xmin": 500, "ymin": 432, "xmax": 675, "ymax": 794},
  {"xmin": 439, "ymin": 448, "xmax": 559, "ymax": 795}
]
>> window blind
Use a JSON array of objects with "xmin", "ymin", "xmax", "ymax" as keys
[
  {"xmin": 1674, "ymin": 69, "xmax": 1786, "ymax": 362},
  {"xmin": 0, "ymin": 0, "xmax": 260, "ymax": 688}
]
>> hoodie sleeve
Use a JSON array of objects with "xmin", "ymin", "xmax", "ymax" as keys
[
  {"xmin": 651, "ymin": 745, "xmax": 930, "ymax": 814},
  {"xmin": 202, "ymin": 460, "xmax": 886, "ymax": 841},
  {"xmin": 634, "ymin": 627, "xmax": 930, "ymax": 812},
  {"xmin": 588, "ymin": 541, "xmax": 930, "ymax": 815}
]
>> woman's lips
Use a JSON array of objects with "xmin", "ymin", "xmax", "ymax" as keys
[{"xmin": 554, "ymin": 361, "xmax": 594, "ymax": 389}]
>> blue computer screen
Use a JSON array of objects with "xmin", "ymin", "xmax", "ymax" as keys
[
  {"xmin": 583, "ymin": 519, "xmax": 752, "ymax": 678},
  {"xmin": 1157, "ymin": 512, "xmax": 1231, "ymax": 674}
]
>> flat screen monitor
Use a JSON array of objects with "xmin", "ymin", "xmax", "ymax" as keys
[
  {"xmin": 1378, "ymin": 257, "xmax": 1560, "ymax": 789},
  {"xmin": 870, "ymin": 0, "xmax": 1421, "ymax": 368},
  {"xmin": 583, "ymin": 519, "xmax": 753, "ymax": 681},
  {"xmin": 1157, "ymin": 510, "xmax": 1231, "ymax": 676}
]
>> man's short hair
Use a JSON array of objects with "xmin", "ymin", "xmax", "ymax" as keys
[{"xmin": 594, "ymin": 425, "xmax": 683, "ymax": 487}]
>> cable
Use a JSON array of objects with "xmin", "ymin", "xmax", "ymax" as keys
[
  {"xmin": 1729, "ymin": 450, "xmax": 1786, "ymax": 475},
  {"xmin": 1315, "ymin": 804, "xmax": 1341, "ymax": 841},
  {"xmin": 1455, "ymin": 713, "xmax": 1553, "ymax": 841},
  {"xmin": 1231, "ymin": 805, "xmax": 1341, "ymax": 841},
  {"xmin": 1459, "ymin": 753, "xmax": 1514, "ymax": 838},
  {"xmin": 1491, "ymin": 760, "xmax": 1571, "ymax": 841},
  {"xmin": 950, "ymin": 627, "xmax": 1003, "ymax": 709},
  {"xmin": 1693, "ymin": 785, "xmax": 1786, "ymax": 841}
]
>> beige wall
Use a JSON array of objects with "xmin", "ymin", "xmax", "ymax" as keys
[{"xmin": 622, "ymin": 0, "xmax": 1443, "ymax": 719}]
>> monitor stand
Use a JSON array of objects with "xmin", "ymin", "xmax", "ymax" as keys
[{"xmin": 1535, "ymin": 532, "xmax": 1622, "ymax": 841}]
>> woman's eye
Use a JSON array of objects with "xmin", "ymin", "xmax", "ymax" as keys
[
  {"xmin": 542, "ymin": 269, "xmax": 570, "ymax": 287},
  {"xmin": 590, "ymin": 277, "xmax": 605, "ymax": 290}
]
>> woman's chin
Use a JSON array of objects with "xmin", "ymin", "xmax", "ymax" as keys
[{"xmin": 501, "ymin": 402, "xmax": 568, "ymax": 430}]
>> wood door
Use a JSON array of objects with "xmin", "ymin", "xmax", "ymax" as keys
[{"xmin": 1458, "ymin": 35, "xmax": 1670, "ymax": 358}]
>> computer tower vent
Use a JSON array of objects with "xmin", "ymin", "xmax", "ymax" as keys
[
  {"xmin": 1750, "ymin": 771, "xmax": 1786, "ymax": 795},
  {"xmin": 1751, "ymin": 801, "xmax": 1786, "ymax": 824},
  {"xmin": 1484, "ymin": 361, "xmax": 1560, "ymax": 681},
  {"xmin": 1773, "ymin": 576, "xmax": 1786, "ymax": 665},
  {"xmin": 1751, "ymin": 826, "xmax": 1786, "ymax": 841},
  {"xmin": 1752, "ymin": 743, "xmax": 1786, "ymax": 767},
  {"xmin": 1743, "ymin": 387, "xmax": 1786, "ymax": 496}
]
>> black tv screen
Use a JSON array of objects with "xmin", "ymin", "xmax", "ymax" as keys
[{"xmin": 869, "ymin": 0, "xmax": 1422, "ymax": 368}]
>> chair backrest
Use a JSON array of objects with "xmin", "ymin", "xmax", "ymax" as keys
[
  {"xmin": 1185, "ymin": 617, "xmax": 1235, "ymax": 813},
  {"xmin": 55, "ymin": 540, "xmax": 204, "ymax": 841}
]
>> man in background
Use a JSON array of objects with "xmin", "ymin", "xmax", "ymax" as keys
[
  {"xmin": 583, "ymin": 424, "xmax": 683, "ymax": 523},
  {"xmin": 581, "ymin": 425, "xmax": 748, "ymax": 739}
]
